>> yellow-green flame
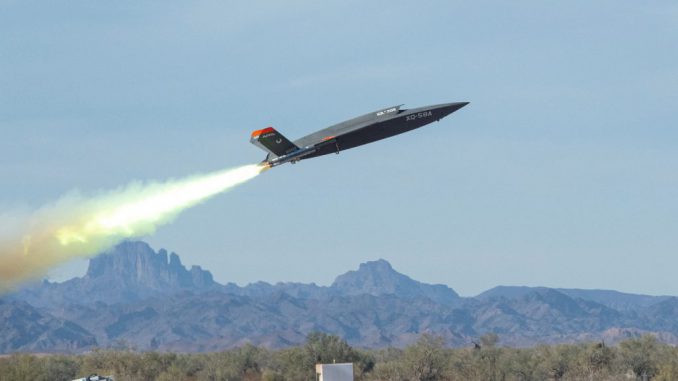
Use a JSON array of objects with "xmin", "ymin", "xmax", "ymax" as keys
[{"xmin": 0, "ymin": 163, "xmax": 266, "ymax": 292}]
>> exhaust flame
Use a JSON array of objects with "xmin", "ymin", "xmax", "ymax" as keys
[{"xmin": 0, "ymin": 164, "xmax": 266, "ymax": 292}]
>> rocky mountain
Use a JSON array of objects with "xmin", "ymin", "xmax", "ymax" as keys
[
  {"xmin": 30, "ymin": 244, "xmax": 457, "ymax": 306},
  {"xmin": 332, "ymin": 259, "xmax": 460, "ymax": 304},
  {"xmin": 0, "ymin": 299, "xmax": 96, "ymax": 353},
  {"xmin": 15, "ymin": 241, "xmax": 220, "ymax": 308},
  {"xmin": 557, "ymin": 288, "xmax": 670, "ymax": 312},
  {"xmin": 4, "ymin": 240, "xmax": 678, "ymax": 353},
  {"xmin": 42, "ymin": 292, "xmax": 473, "ymax": 352},
  {"xmin": 478, "ymin": 286, "xmax": 670, "ymax": 312},
  {"xmin": 470, "ymin": 288, "xmax": 624, "ymax": 345},
  {"xmin": 644, "ymin": 297, "xmax": 678, "ymax": 332}
]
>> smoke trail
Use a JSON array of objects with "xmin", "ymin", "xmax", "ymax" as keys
[{"xmin": 0, "ymin": 164, "xmax": 267, "ymax": 291}]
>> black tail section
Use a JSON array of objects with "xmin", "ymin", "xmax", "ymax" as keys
[{"xmin": 250, "ymin": 127, "xmax": 298, "ymax": 157}]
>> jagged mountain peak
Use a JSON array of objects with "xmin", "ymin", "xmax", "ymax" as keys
[
  {"xmin": 332, "ymin": 259, "xmax": 413, "ymax": 293},
  {"xmin": 86, "ymin": 241, "xmax": 167, "ymax": 277},
  {"xmin": 85, "ymin": 240, "xmax": 214, "ymax": 289},
  {"xmin": 16, "ymin": 241, "xmax": 219, "ymax": 308},
  {"xmin": 332, "ymin": 259, "xmax": 459, "ymax": 304},
  {"xmin": 358, "ymin": 258, "xmax": 394, "ymax": 271}
]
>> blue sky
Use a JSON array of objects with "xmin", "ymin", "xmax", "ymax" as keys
[{"xmin": 1, "ymin": 1, "xmax": 677, "ymax": 296}]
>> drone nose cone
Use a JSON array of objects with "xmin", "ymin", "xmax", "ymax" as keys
[
  {"xmin": 437, "ymin": 102, "xmax": 469, "ymax": 118},
  {"xmin": 445, "ymin": 102, "xmax": 469, "ymax": 111}
]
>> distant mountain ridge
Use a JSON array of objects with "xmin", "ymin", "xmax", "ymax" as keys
[
  {"xmin": 4, "ymin": 240, "xmax": 678, "ymax": 353},
  {"xmin": 15, "ymin": 242, "xmax": 459, "ymax": 309},
  {"xmin": 477, "ymin": 286, "xmax": 671, "ymax": 312},
  {"xmin": 0, "ymin": 299, "xmax": 96, "ymax": 353}
]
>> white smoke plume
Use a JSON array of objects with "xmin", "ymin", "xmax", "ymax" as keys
[{"xmin": 0, "ymin": 164, "xmax": 267, "ymax": 292}]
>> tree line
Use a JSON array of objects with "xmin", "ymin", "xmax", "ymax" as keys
[{"xmin": 1, "ymin": 333, "xmax": 677, "ymax": 381}]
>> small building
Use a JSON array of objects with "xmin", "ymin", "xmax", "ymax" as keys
[{"xmin": 315, "ymin": 363, "xmax": 354, "ymax": 381}]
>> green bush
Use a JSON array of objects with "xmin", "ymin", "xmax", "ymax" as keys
[{"xmin": 2, "ymin": 334, "xmax": 678, "ymax": 381}]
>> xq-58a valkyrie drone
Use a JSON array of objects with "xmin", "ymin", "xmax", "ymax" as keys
[{"xmin": 251, "ymin": 102, "xmax": 468, "ymax": 168}]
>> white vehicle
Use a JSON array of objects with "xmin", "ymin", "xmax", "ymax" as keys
[{"xmin": 72, "ymin": 374, "xmax": 114, "ymax": 381}]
